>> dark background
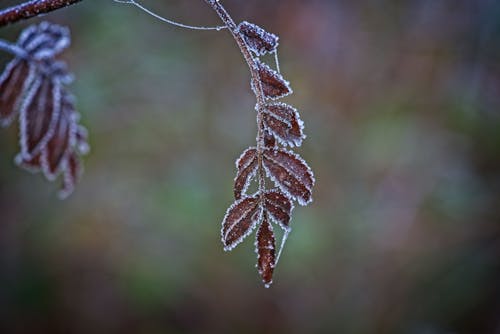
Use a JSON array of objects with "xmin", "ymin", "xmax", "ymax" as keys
[{"xmin": 1, "ymin": 0, "xmax": 499, "ymax": 333}]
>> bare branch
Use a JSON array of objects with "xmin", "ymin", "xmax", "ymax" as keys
[{"xmin": 0, "ymin": 0, "xmax": 83, "ymax": 28}]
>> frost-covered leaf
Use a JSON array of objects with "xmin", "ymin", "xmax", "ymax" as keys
[
  {"xmin": 17, "ymin": 22, "xmax": 70, "ymax": 60},
  {"xmin": 41, "ymin": 92, "xmax": 75, "ymax": 180},
  {"xmin": 255, "ymin": 212, "xmax": 275, "ymax": 287},
  {"xmin": 0, "ymin": 60, "xmax": 34, "ymax": 127},
  {"xmin": 15, "ymin": 152, "xmax": 42, "ymax": 173},
  {"xmin": 19, "ymin": 77, "xmax": 61, "ymax": 158},
  {"xmin": 263, "ymin": 102, "xmax": 304, "ymax": 147},
  {"xmin": 75, "ymin": 125, "xmax": 90, "ymax": 155},
  {"xmin": 263, "ymin": 148, "xmax": 314, "ymax": 205},
  {"xmin": 0, "ymin": 22, "xmax": 88, "ymax": 199},
  {"xmin": 222, "ymin": 196, "xmax": 262, "ymax": 251},
  {"xmin": 42, "ymin": 60, "xmax": 74, "ymax": 84},
  {"xmin": 234, "ymin": 147, "xmax": 258, "ymax": 200},
  {"xmin": 253, "ymin": 60, "xmax": 292, "ymax": 100},
  {"xmin": 264, "ymin": 190, "xmax": 293, "ymax": 231},
  {"xmin": 264, "ymin": 131, "xmax": 276, "ymax": 148},
  {"xmin": 59, "ymin": 152, "xmax": 82, "ymax": 199},
  {"xmin": 238, "ymin": 21, "xmax": 278, "ymax": 56}
]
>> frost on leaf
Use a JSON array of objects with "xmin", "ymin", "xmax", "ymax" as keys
[
  {"xmin": 255, "ymin": 212, "xmax": 276, "ymax": 287},
  {"xmin": 59, "ymin": 152, "xmax": 82, "ymax": 199},
  {"xmin": 75, "ymin": 125, "xmax": 90, "ymax": 155},
  {"xmin": 17, "ymin": 21, "xmax": 70, "ymax": 60},
  {"xmin": 222, "ymin": 196, "xmax": 262, "ymax": 251},
  {"xmin": 15, "ymin": 152, "xmax": 42, "ymax": 173},
  {"xmin": 263, "ymin": 148, "xmax": 315, "ymax": 206},
  {"xmin": 234, "ymin": 147, "xmax": 258, "ymax": 200},
  {"xmin": 237, "ymin": 21, "xmax": 278, "ymax": 56},
  {"xmin": 253, "ymin": 60, "xmax": 292, "ymax": 100},
  {"xmin": 1, "ymin": 22, "xmax": 89, "ymax": 198},
  {"xmin": 264, "ymin": 131, "xmax": 276, "ymax": 148},
  {"xmin": 264, "ymin": 190, "xmax": 293, "ymax": 231},
  {"xmin": 263, "ymin": 102, "xmax": 304, "ymax": 147},
  {"xmin": 20, "ymin": 77, "xmax": 60, "ymax": 158},
  {"xmin": 41, "ymin": 91, "xmax": 76, "ymax": 180},
  {"xmin": 0, "ymin": 60, "xmax": 33, "ymax": 127}
]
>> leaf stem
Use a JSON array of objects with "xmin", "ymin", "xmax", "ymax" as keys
[
  {"xmin": 114, "ymin": 0, "xmax": 227, "ymax": 31},
  {"xmin": 203, "ymin": 0, "xmax": 267, "ymax": 199}
]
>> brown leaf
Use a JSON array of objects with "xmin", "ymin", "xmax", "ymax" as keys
[
  {"xmin": 238, "ymin": 21, "xmax": 278, "ymax": 56},
  {"xmin": 19, "ymin": 77, "xmax": 61, "ymax": 157},
  {"xmin": 0, "ymin": 60, "xmax": 33, "ymax": 127},
  {"xmin": 59, "ymin": 152, "xmax": 81, "ymax": 199},
  {"xmin": 17, "ymin": 22, "xmax": 70, "ymax": 60},
  {"xmin": 256, "ymin": 212, "xmax": 276, "ymax": 287},
  {"xmin": 264, "ymin": 190, "xmax": 293, "ymax": 230},
  {"xmin": 264, "ymin": 131, "xmax": 276, "ymax": 148},
  {"xmin": 41, "ymin": 93, "xmax": 75, "ymax": 180},
  {"xmin": 253, "ymin": 60, "xmax": 292, "ymax": 100},
  {"xmin": 263, "ymin": 102, "xmax": 304, "ymax": 147},
  {"xmin": 263, "ymin": 148, "xmax": 315, "ymax": 205},
  {"xmin": 75, "ymin": 125, "xmax": 90, "ymax": 155},
  {"xmin": 234, "ymin": 147, "xmax": 258, "ymax": 200},
  {"xmin": 15, "ymin": 152, "xmax": 42, "ymax": 173},
  {"xmin": 221, "ymin": 196, "xmax": 262, "ymax": 251}
]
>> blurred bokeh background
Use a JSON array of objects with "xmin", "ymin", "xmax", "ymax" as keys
[{"xmin": 1, "ymin": 0, "xmax": 499, "ymax": 333}]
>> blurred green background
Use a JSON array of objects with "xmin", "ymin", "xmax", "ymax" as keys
[{"xmin": 1, "ymin": 0, "xmax": 500, "ymax": 333}]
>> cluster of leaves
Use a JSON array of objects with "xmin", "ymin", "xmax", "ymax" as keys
[
  {"xmin": 221, "ymin": 21, "xmax": 315, "ymax": 287},
  {"xmin": 0, "ymin": 1, "xmax": 314, "ymax": 288},
  {"xmin": 0, "ymin": 22, "xmax": 89, "ymax": 198}
]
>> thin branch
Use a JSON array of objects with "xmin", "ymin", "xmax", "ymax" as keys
[
  {"xmin": 0, "ymin": 0, "xmax": 83, "ymax": 28},
  {"xmin": 203, "ymin": 0, "xmax": 267, "ymax": 198},
  {"xmin": 205, "ymin": 1, "xmax": 296, "ymax": 274},
  {"xmin": 275, "ymin": 229, "xmax": 289, "ymax": 266},
  {"xmin": 274, "ymin": 49, "xmax": 281, "ymax": 73},
  {"xmin": 114, "ymin": 0, "xmax": 226, "ymax": 31}
]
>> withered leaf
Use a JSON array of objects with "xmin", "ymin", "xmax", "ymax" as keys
[
  {"xmin": 59, "ymin": 152, "xmax": 81, "ymax": 199},
  {"xmin": 253, "ymin": 60, "xmax": 292, "ymax": 100},
  {"xmin": 43, "ymin": 60, "xmax": 74, "ymax": 85},
  {"xmin": 264, "ymin": 131, "xmax": 276, "ymax": 148},
  {"xmin": 0, "ymin": 60, "xmax": 33, "ymax": 127},
  {"xmin": 263, "ymin": 148, "xmax": 315, "ymax": 206},
  {"xmin": 263, "ymin": 102, "xmax": 304, "ymax": 147},
  {"xmin": 1, "ymin": 22, "xmax": 89, "ymax": 199},
  {"xmin": 17, "ymin": 22, "xmax": 70, "ymax": 60},
  {"xmin": 264, "ymin": 189, "xmax": 293, "ymax": 231},
  {"xmin": 75, "ymin": 125, "xmax": 90, "ymax": 155},
  {"xmin": 222, "ymin": 196, "xmax": 262, "ymax": 251},
  {"xmin": 234, "ymin": 147, "xmax": 258, "ymax": 200},
  {"xmin": 256, "ymin": 212, "xmax": 276, "ymax": 287},
  {"xmin": 19, "ymin": 77, "xmax": 61, "ymax": 158},
  {"xmin": 238, "ymin": 21, "xmax": 279, "ymax": 56},
  {"xmin": 41, "ymin": 92, "xmax": 75, "ymax": 180},
  {"xmin": 15, "ymin": 152, "xmax": 42, "ymax": 173}
]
